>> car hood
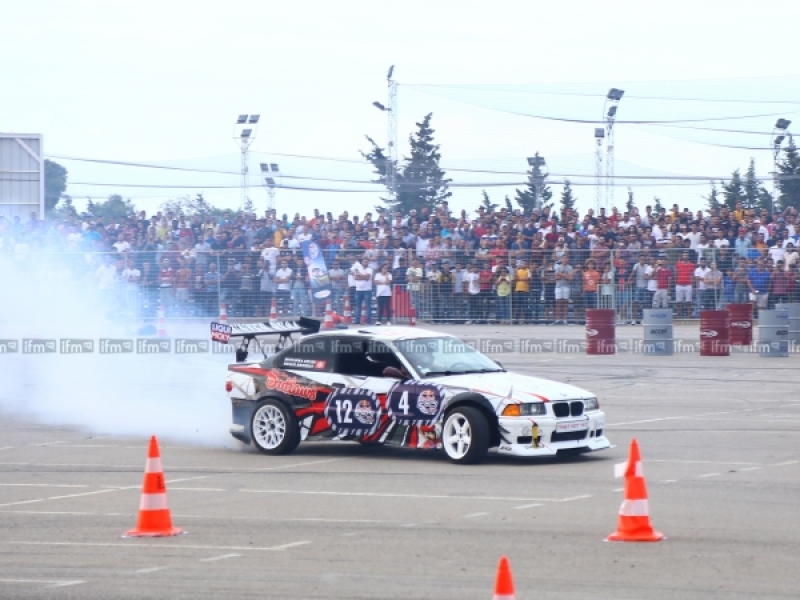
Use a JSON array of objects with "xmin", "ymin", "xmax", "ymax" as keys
[{"xmin": 425, "ymin": 371, "xmax": 592, "ymax": 403}]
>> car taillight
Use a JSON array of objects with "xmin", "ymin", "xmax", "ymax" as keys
[{"xmin": 225, "ymin": 381, "xmax": 233, "ymax": 392}]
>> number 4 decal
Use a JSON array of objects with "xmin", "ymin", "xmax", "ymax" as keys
[{"xmin": 398, "ymin": 391, "xmax": 409, "ymax": 415}]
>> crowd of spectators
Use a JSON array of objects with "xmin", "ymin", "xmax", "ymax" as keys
[{"xmin": 2, "ymin": 199, "xmax": 799, "ymax": 324}]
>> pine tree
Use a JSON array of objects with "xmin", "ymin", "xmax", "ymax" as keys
[
  {"xmin": 778, "ymin": 139, "xmax": 800, "ymax": 211},
  {"xmin": 704, "ymin": 183, "xmax": 722, "ymax": 212},
  {"xmin": 504, "ymin": 195, "xmax": 513, "ymax": 212},
  {"xmin": 743, "ymin": 159, "xmax": 772, "ymax": 211},
  {"xmin": 481, "ymin": 190, "xmax": 498, "ymax": 212},
  {"xmin": 362, "ymin": 114, "xmax": 451, "ymax": 214},
  {"xmin": 721, "ymin": 169, "xmax": 746, "ymax": 211},
  {"xmin": 515, "ymin": 154, "xmax": 552, "ymax": 215},
  {"xmin": 44, "ymin": 159, "xmax": 68, "ymax": 213},
  {"xmin": 559, "ymin": 180, "xmax": 577, "ymax": 216},
  {"xmin": 626, "ymin": 188, "xmax": 635, "ymax": 213},
  {"xmin": 653, "ymin": 196, "xmax": 664, "ymax": 213}
]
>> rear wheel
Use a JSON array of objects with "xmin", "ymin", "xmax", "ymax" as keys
[
  {"xmin": 442, "ymin": 406, "xmax": 489, "ymax": 465},
  {"xmin": 251, "ymin": 399, "xmax": 300, "ymax": 455}
]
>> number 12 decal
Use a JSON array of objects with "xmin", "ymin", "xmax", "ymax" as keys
[{"xmin": 324, "ymin": 388, "xmax": 382, "ymax": 436}]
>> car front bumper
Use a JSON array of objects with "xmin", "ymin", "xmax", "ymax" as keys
[{"xmin": 496, "ymin": 413, "xmax": 611, "ymax": 456}]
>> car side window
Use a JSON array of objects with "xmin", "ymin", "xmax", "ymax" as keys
[
  {"xmin": 275, "ymin": 337, "xmax": 332, "ymax": 372},
  {"xmin": 331, "ymin": 338, "xmax": 402, "ymax": 377}
]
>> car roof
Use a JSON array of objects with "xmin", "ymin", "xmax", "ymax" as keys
[{"xmin": 308, "ymin": 326, "xmax": 450, "ymax": 342}]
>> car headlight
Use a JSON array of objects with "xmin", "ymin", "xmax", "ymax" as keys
[
  {"xmin": 502, "ymin": 403, "xmax": 546, "ymax": 417},
  {"xmin": 584, "ymin": 397, "xmax": 600, "ymax": 411}
]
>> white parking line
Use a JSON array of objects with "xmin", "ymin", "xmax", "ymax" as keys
[
  {"xmin": 0, "ymin": 483, "xmax": 88, "ymax": 488},
  {"xmin": 659, "ymin": 480, "xmax": 678, "ymax": 484},
  {"xmin": 4, "ymin": 541, "xmax": 311, "ymax": 552},
  {"xmin": 0, "ymin": 447, "xmax": 12, "ymax": 451},
  {"xmin": 649, "ymin": 459, "xmax": 760, "ymax": 466},
  {"xmin": 135, "ymin": 567, "xmax": 167, "ymax": 574},
  {"xmin": 697, "ymin": 473, "xmax": 721, "ymax": 478},
  {"xmin": 608, "ymin": 404, "xmax": 800, "ymax": 427},
  {"xmin": 772, "ymin": 460, "xmax": 799, "ymax": 466},
  {"xmin": 0, "ymin": 578, "xmax": 84, "ymax": 588},
  {"xmin": 200, "ymin": 554, "xmax": 241, "ymax": 562},
  {"xmin": 239, "ymin": 489, "xmax": 589, "ymax": 503},
  {"xmin": 462, "ymin": 512, "xmax": 489, "ymax": 518},
  {"xmin": 513, "ymin": 503, "xmax": 542, "ymax": 510},
  {"xmin": 738, "ymin": 466, "xmax": 762, "ymax": 472}
]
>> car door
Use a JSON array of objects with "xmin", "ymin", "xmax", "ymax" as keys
[{"xmin": 328, "ymin": 336, "xmax": 401, "ymax": 395}]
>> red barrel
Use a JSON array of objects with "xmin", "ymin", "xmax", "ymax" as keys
[
  {"xmin": 586, "ymin": 309, "xmax": 616, "ymax": 355},
  {"xmin": 700, "ymin": 310, "xmax": 730, "ymax": 356},
  {"xmin": 727, "ymin": 303, "xmax": 753, "ymax": 345}
]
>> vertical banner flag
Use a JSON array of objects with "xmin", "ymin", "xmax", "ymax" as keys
[{"xmin": 301, "ymin": 240, "xmax": 332, "ymax": 300}]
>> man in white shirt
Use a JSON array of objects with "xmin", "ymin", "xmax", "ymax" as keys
[
  {"xmin": 694, "ymin": 257, "xmax": 710, "ymax": 315},
  {"xmin": 121, "ymin": 260, "xmax": 141, "ymax": 313},
  {"xmin": 274, "ymin": 260, "xmax": 293, "ymax": 315},
  {"xmin": 406, "ymin": 257, "xmax": 423, "ymax": 318},
  {"xmin": 684, "ymin": 224, "xmax": 702, "ymax": 249},
  {"xmin": 351, "ymin": 257, "xmax": 374, "ymax": 325}
]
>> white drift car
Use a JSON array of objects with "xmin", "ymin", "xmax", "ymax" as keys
[{"xmin": 220, "ymin": 321, "xmax": 611, "ymax": 464}]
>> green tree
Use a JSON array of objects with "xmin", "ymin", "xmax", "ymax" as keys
[
  {"xmin": 777, "ymin": 139, "xmax": 800, "ymax": 211},
  {"xmin": 504, "ymin": 195, "xmax": 513, "ymax": 212},
  {"xmin": 44, "ymin": 159, "xmax": 68, "ymax": 213},
  {"xmin": 161, "ymin": 193, "xmax": 219, "ymax": 217},
  {"xmin": 88, "ymin": 194, "xmax": 136, "ymax": 219},
  {"xmin": 704, "ymin": 183, "xmax": 722, "ymax": 212},
  {"xmin": 653, "ymin": 196, "xmax": 664, "ymax": 213},
  {"xmin": 481, "ymin": 190, "xmax": 498, "ymax": 212},
  {"xmin": 721, "ymin": 169, "xmax": 745, "ymax": 211},
  {"xmin": 743, "ymin": 158, "xmax": 772, "ymax": 211},
  {"xmin": 53, "ymin": 195, "xmax": 78, "ymax": 219},
  {"xmin": 514, "ymin": 155, "xmax": 552, "ymax": 215},
  {"xmin": 362, "ymin": 114, "xmax": 452, "ymax": 214},
  {"xmin": 559, "ymin": 180, "xmax": 576, "ymax": 215}
]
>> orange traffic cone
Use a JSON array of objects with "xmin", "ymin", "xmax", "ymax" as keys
[
  {"xmin": 323, "ymin": 300, "xmax": 334, "ymax": 329},
  {"xmin": 156, "ymin": 304, "xmax": 168, "ymax": 338},
  {"xmin": 269, "ymin": 297, "xmax": 278, "ymax": 322},
  {"xmin": 409, "ymin": 306, "xmax": 417, "ymax": 327},
  {"xmin": 125, "ymin": 436, "xmax": 183, "ymax": 538},
  {"xmin": 493, "ymin": 556, "xmax": 515, "ymax": 600},
  {"xmin": 607, "ymin": 438, "xmax": 664, "ymax": 542},
  {"xmin": 219, "ymin": 302, "xmax": 228, "ymax": 325},
  {"xmin": 342, "ymin": 296, "xmax": 353, "ymax": 324}
]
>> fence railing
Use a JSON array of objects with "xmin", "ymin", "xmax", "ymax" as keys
[{"xmin": 2, "ymin": 246, "xmax": 798, "ymax": 323}]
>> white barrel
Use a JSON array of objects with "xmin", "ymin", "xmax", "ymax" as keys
[
  {"xmin": 643, "ymin": 309, "xmax": 674, "ymax": 356},
  {"xmin": 759, "ymin": 309, "xmax": 789, "ymax": 358},
  {"xmin": 775, "ymin": 303, "xmax": 800, "ymax": 345}
]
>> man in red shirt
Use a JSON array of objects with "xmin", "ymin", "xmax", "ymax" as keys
[
  {"xmin": 674, "ymin": 252, "xmax": 695, "ymax": 318},
  {"xmin": 478, "ymin": 261, "xmax": 494, "ymax": 323},
  {"xmin": 652, "ymin": 258, "xmax": 672, "ymax": 309}
]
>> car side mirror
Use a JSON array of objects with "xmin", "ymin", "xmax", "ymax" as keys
[
  {"xmin": 494, "ymin": 359, "xmax": 503, "ymax": 368},
  {"xmin": 382, "ymin": 366, "xmax": 405, "ymax": 379}
]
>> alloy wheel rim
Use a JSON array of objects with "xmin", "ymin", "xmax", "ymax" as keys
[
  {"xmin": 254, "ymin": 405, "xmax": 286, "ymax": 449},
  {"xmin": 444, "ymin": 414, "xmax": 472, "ymax": 459}
]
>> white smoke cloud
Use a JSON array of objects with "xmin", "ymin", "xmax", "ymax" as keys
[{"xmin": 0, "ymin": 253, "xmax": 235, "ymax": 447}]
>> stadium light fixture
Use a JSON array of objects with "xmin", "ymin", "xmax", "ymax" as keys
[
  {"xmin": 248, "ymin": 115, "xmax": 260, "ymax": 124},
  {"xmin": 387, "ymin": 65, "xmax": 394, "ymax": 80},
  {"xmin": 260, "ymin": 163, "xmax": 268, "ymax": 172},
  {"xmin": 241, "ymin": 129, "xmax": 252, "ymax": 138},
  {"xmin": 373, "ymin": 101, "xmax": 387, "ymax": 111},
  {"xmin": 776, "ymin": 118, "xmax": 791, "ymax": 130},
  {"xmin": 236, "ymin": 115, "xmax": 248, "ymax": 124},
  {"xmin": 774, "ymin": 135, "xmax": 785, "ymax": 146},
  {"xmin": 270, "ymin": 163, "xmax": 279, "ymax": 172},
  {"xmin": 607, "ymin": 88, "xmax": 625, "ymax": 101},
  {"xmin": 527, "ymin": 155, "xmax": 546, "ymax": 168},
  {"xmin": 595, "ymin": 128, "xmax": 605, "ymax": 139},
  {"xmin": 607, "ymin": 106, "xmax": 617, "ymax": 118},
  {"xmin": 265, "ymin": 177, "xmax": 276, "ymax": 188}
]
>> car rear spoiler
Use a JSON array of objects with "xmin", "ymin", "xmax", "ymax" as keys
[{"xmin": 211, "ymin": 317, "xmax": 321, "ymax": 362}]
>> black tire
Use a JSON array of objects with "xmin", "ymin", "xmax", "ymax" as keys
[
  {"xmin": 442, "ymin": 406, "xmax": 490, "ymax": 465},
  {"xmin": 250, "ymin": 399, "xmax": 300, "ymax": 455}
]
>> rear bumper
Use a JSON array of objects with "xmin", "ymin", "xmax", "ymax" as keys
[
  {"xmin": 230, "ymin": 400, "xmax": 256, "ymax": 444},
  {"xmin": 496, "ymin": 413, "xmax": 611, "ymax": 457}
]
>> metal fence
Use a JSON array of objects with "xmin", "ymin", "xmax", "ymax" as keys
[{"xmin": 2, "ymin": 246, "xmax": 798, "ymax": 323}]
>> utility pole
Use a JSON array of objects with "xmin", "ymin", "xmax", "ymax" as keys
[
  {"xmin": 594, "ymin": 128, "xmax": 605, "ymax": 211},
  {"xmin": 234, "ymin": 114, "xmax": 259, "ymax": 213},
  {"xmin": 603, "ymin": 88, "xmax": 624, "ymax": 211}
]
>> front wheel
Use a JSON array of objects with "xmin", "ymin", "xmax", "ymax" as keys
[
  {"xmin": 250, "ymin": 399, "xmax": 300, "ymax": 455},
  {"xmin": 442, "ymin": 406, "xmax": 489, "ymax": 464}
]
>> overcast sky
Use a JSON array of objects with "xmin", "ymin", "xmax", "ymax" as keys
[{"xmin": 3, "ymin": 0, "xmax": 800, "ymax": 217}]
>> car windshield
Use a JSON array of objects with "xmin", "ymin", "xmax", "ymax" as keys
[{"xmin": 394, "ymin": 337, "xmax": 505, "ymax": 377}]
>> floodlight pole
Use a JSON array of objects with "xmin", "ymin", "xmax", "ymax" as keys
[
  {"xmin": 603, "ymin": 88, "xmax": 624, "ymax": 212},
  {"xmin": 260, "ymin": 163, "xmax": 280, "ymax": 213},
  {"xmin": 594, "ymin": 128, "xmax": 605, "ymax": 212},
  {"xmin": 771, "ymin": 119, "xmax": 792, "ymax": 214},
  {"xmin": 387, "ymin": 67, "xmax": 398, "ymax": 203}
]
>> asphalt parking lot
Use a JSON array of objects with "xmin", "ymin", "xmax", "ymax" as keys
[{"xmin": 1, "ymin": 324, "xmax": 799, "ymax": 599}]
